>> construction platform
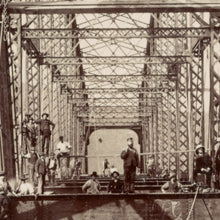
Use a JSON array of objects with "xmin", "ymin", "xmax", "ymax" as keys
[{"xmin": 9, "ymin": 192, "xmax": 220, "ymax": 220}]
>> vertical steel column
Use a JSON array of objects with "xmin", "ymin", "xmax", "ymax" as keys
[
  {"xmin": 0, "ymin": 25, "xmax": 15, "ymax": 178},
  {"xmin": 7, "ymin": 14, "xmax": 23, "ymax": 177}
]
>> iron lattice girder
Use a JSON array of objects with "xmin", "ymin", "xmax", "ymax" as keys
[
  {"xmin": 83, "ymin": 117, "xmax": 142, "ymax": 122},
  {"xmin": 44, "ymin": 55, "xmax": 188, "ymax": 66},
  {"xmin": 73, "ymin": 105, "xmax": 144, "ymax": 111},
  {"xmin": 4, "ymin": 1, "xmax": 220, "ymax": 14},
  {"xmin": 73, "ymin": 106, "xmax": 155, "ymax": 117},
  {"xmin": 22, "ymin": 27, "xmax": 213, "ymax": 39},
  {"xmin": 67, "ymin": 98, "xmax": 160, "ymax": 105},
  {"xmin": 61, "ymin": 87, "xmax": 175, "ymax": 95},
  {"xmin": 78, "ymin": 112, "xmax": 151, "ymax": 118},
  {"xmin": 85, "ymin": 122, "xmax": 141, "ymax": 126},
  {"xmin": 53, "ymin": 74, "xmax": 174, "ymax": 83}
]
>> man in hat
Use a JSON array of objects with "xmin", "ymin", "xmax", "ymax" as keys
[
  {"xmin": 35, "ymin": 113, "xmax": 55, "ymax": 156},
  {"xmin": 146, "ymin": 154, "xmax": 156, "ymax": 178},
  {"xmin": 56, "ymin": 136, "xmax": 72, "ymax": 166},
  {"xmin": 193, "ymin": 145, "xmax": 212, "ymax": 187},
  {"xmin": 35, "ymin": 153, "xmax": 47, "ymax": 194},
  {"xmin": 121, "ymin": 137, "xmax": 139, "ymax": 193},
  {"xmin": 72, "ymin": 157, "xmax": 81, "ymax": 180},
  {"xmin": 107, "ymin": 171, "xmax": 123, "ymax": 193},
  {"xmin": 161, "ymin": 172, "xmax": 182, "ymax": 193},
  {"xmin": 103, "ymin": 158, "xmax": 110, "ymax": 177},
  {"xmin": 26, "ymin": 117, "xmax": 38, "ymax": 148},
  {"xmin": 47, "ymin": 152, "xmax": 57, "ymax": 185},
  {"xmin": 56, "ymin": 136, "xmax": 72, "ymax": 179},
  {"xmin": 16, "ymin": 175, "xmax": 34, "ymax": 195},
  {"xmin": 82, "ymin": 171, "xmax": 101, "ymax": 194},
  {"xmin": 215, "ymin": 145, "xmax": 220, "ymax": 188},
  {"xmin": 23, "ymin": 148, "xmax": 38, "ymax": 184},
  {"xmin": 21, "ymin": 113, "xmax": 32, "ymax": 154},
  {"xmin": 0, "ymin": 171, "xmax": 15, "ymax": 219}
]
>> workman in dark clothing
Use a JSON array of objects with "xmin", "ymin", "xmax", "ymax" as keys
[
  {"xmin": 21, "ymin": 113, "xmax": 32, "ymax": 154},
  {"xmin": 107, "ymin": 171, "xmax": 123, "ymax": 193},
  {"xmin": 121, "ymin": 137, "xmax": 139, "ymax": 193},
  {"xmin": 0, "ymin": 171, "xmax": 16, "ymax": 219},
  {"xmin": 215, "ymin": 147, "xmax": 220, "ymax": 188},
  {"xmin": 23, "ymin": 148, "xmax": 38, "ymax": 184},
  {"xmin": 193, "ymin": 145, "xmax": 212, "ymax": 187},
  {"xmin": 47, "ymin": 152, "xmax": 57, "ymax": 185},
  {"xmin": 35, "ymin": 153, "xmax": 47, "ymax": 194},
  {"xmin": 35, "ymin": 113, "xmax": 55, "ymax": 156},
  {"xmin": 27, "ymin": 117, "xmax": 38, "ymax": 148},
  {"xmin": 161, "ymin": 173, "xmax": 182, "ymax": 193}
]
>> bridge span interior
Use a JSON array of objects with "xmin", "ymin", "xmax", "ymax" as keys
[{"xmin": 0, "ymin": 1, "xmax": 220, "ymax": 181}]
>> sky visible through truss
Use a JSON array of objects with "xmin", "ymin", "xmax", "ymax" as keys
[{"xmin": 75, "ymin": 13, "xmax": 151, "ymax": 122}]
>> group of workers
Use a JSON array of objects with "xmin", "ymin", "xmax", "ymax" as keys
[
  {"xmin": 82, "ymin": 138, "xmax": 220, "ymax": 194},
  {"xmin": 21, "ymin": 112, "xmax": 220, "ymax": 194},
  {"xmin": 1, "ymin": 135, "xmax": 220, "ymax": 218},
  {"xmin": 21, "ymin": 113, "xmax": 55, "ymax": 156}
]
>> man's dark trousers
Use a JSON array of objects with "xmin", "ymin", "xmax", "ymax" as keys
[{"xmin": 124, "ymin": 166, "xmax": 136, "ymax": 193}]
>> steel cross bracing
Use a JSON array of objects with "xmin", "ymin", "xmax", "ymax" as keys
[
  {"xmin": 39, "ymin": 56, "xmax": 188, "ymax": 65},
  {"xmin": 61, "ymin": 87, "xmax": 175, "ymax": 95},
  {"xmin": 52, "ymin": 74, "xmax": 173, "ymax": 83},
  {"xmin": 22, "ymin": 27, "xmax": 213, "ymax": 39},
  {"xmin": 67, "ymin": 97, "xmax": 161, "ymax": 106},
  {"xmin": 3, "ymin": 2, "xmax": 219, "ymax": 177}
]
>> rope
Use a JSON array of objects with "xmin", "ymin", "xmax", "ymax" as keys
[
  {"xmin": 186, "ymin": 186, "xmax": 199, "ymax": 220},
  {"xmin": 202, "ymin": 197, "xmax": 214, "ymax": 220}
]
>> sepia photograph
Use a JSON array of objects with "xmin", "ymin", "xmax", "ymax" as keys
[{"xmin": 0, "ymin": 0, "xmax": 220, "ymax": 219}]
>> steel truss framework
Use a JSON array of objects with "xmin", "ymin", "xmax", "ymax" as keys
[
  {"xmin": 0, "ymin": 1, "xmax": 220, "ymax": 179},
  {"xmin": 22, "ymin": 27, "xmax": 212, "ymax": 39}
]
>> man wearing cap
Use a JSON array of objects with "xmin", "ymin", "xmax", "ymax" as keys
[
  {"xmin": 26, "ymin": 117, "xmax": 38, "ymax": 148},
  {"xmin": 47, "ymin": 152, "xmax": 57, "ymax": 185},
  {"xmin": 23, "ymin": 148, "xmax": 38, "ymax": 184},
  {"xmin": 35, "ymin": 153, "xmax": 47, "ymax": 194},
  {"xmin": 82, "ymin": 171, "xmax": 101, "ymax": 194},
  {"xmin": 161, "ymin": 172, "xmax": 182, "ymax": 193},
  {"xmin": 16, "ymin": 175, "xmax": 34, "ymax": 195},
  {"xmin": 121, "ymin": 137, "xmax": 139, "ymax": 193},
  {"xmin": 193, "ymin": 145, "xmax": 212, "ymax": 187},
  {"xmin": 35, "ymin": 113, "xmax": 55, "ymax": 155},
  {"xmin": 107, "ymin": 171, "xmax": 123, "ymax": 193},
  {"xmin": 215, "ymin": 145, "xmax": 220, "ymax": 188},
  {"xmin": 56, "ymin": 136, "xmax": 72, "ymax": 179},
  {"xmin": 0, "ymin": 171, "xmax": 15, "ymax": 219},
  {"xmin": 21, "ymin": 113, "xmax": 32, "ymax": 154}
]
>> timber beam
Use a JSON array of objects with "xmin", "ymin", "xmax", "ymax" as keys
[{"xmin": 3, "ymin": 1, "xmax": 220, "ymax": 14}]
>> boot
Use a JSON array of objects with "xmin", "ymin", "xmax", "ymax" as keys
[
  {"xmin": 124, "ymin": 182, "xmax": 129, "ymax": 193},
  {"xmin": 129, "ymin": 183, "xmax": 135, "ymax": 193},
  {"xmin": 52, "ymin": 174, "xmax": 55, "ymax": 185}
]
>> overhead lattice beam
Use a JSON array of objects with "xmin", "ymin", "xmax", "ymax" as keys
[
  {"xmin": 61, "ymin": 87, "xmax": 175, "ymax": 95},
  {"xmin": 53, "ymin": 74, "xmax": 173, "ymax": 83},
  {"xmin": 22, "ymin": 27, "xmax": 213, "ymax": 39},
  {"xmin": 3, "ymin": 1, "xmax": 220, "ymax": 14},
  {"xmin": 38, "ymin": 56, "xmax": 188, "ymax": 65}
]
